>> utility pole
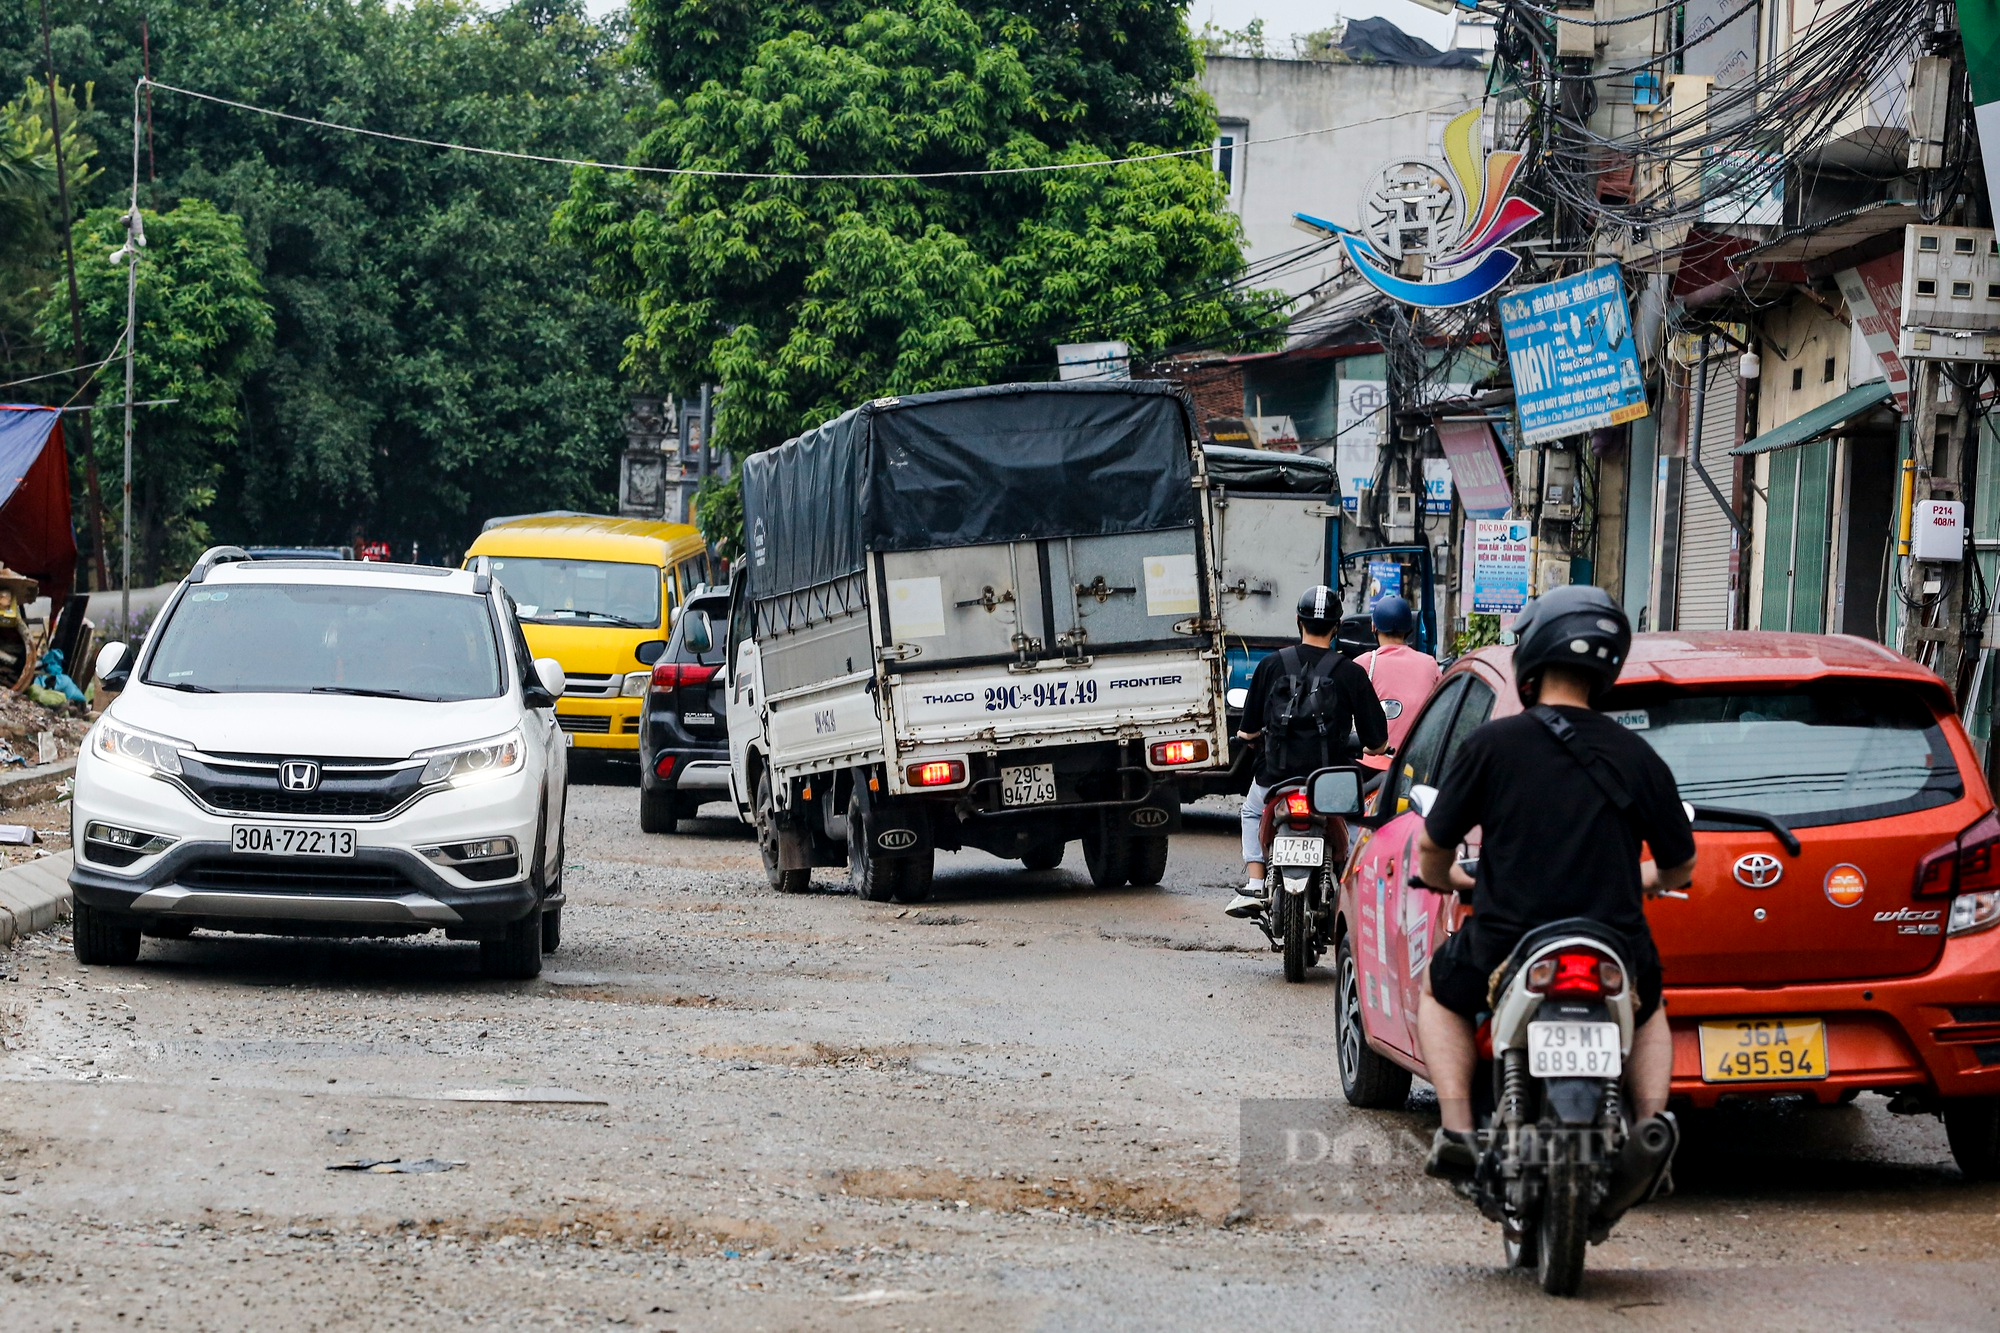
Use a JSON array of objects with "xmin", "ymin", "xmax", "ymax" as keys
[
  {"xmin": 37, "ymin": 0, "xmax": 111, "ymax": 593},
  {"xmin": 1897, "ymin": 359, "xmax": 1974, "ymax": 688},
  {"xmin": 117, "ymin": 82, "xmax": 146, "ymax": 630}
]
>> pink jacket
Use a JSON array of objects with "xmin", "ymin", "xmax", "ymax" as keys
[{"xmin": 1357, "ymin": 643, "xmax": 1442, "ymax": 753}]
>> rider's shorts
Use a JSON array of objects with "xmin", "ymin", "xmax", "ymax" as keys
[{"xmin": 1429, "ymin": 920, "xmax": 1663, "ymax": 1024}]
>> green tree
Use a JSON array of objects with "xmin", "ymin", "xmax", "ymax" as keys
[
  {"xmin": 0, "ymin": 79, "xmax": 99, "ymax": 381},
  {"xmin": 558, "ymin": 0, "xmax": 1279, "ymax": 471},
  {"xmin": 39, "ymin": 198, "xmax": 272, "ymax": 583},
  {"xmin": 4, "ymin": 0, "xmax": 647, "ymax": 559}
]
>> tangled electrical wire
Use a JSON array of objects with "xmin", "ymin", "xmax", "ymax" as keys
[{"xmin": 1495, "ymin": 0, "xmax": 1941, "ymax": 243}]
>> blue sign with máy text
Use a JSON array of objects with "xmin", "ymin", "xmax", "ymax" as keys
[{"xmin": 1499, "ymin": 263, "xmax": 1650, "ymax": 446}]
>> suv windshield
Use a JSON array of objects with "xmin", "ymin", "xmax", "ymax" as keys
[
  {"xmin": 487, "ymin": 557, "xmax": 660, "ymax": 628},
  {"xmin": 144, "ymin": 584, "xmax": 504, "ymax": 701},
  {"xmin": 1608, "ymin": 680, "xmax": 1963, "ymax": 829}
]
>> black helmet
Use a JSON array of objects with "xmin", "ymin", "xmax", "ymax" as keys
[
  {"xmin": 1296, "ymin": 584, "xmax": 1337, "ymax": 633},
  {"xmin": 1509, "ymin": 584, "xmax": 1632, "ymax": 706}
]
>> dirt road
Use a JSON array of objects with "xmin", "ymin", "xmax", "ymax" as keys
[{"xmin": 2, "ymin": 783, "xmax": 1997, "ymax": 1329}]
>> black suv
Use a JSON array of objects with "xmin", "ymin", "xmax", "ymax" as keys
[{"xmin": 639, "ymin": 584, "xmax": 730, "ymax": 833}]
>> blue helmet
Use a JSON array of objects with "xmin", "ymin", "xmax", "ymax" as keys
[{"xmin": 1371, "ymin": 596, "xmax": 1415, "ymax": 637}]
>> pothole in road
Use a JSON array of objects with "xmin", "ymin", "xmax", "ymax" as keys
[
  {"xmin": 698, "ymin": 1042, "xmax": 919, "ymax": 1070},
  {"xmin": 834, "ymin": 1166, "xmax": 1230, "ymax": 1225},
  {"xmin": 1098, "ymin": 930, "xmax": 1262, "ymax": 954}
]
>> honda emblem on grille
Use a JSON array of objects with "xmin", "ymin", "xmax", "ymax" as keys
[
  {"xmin": 1732, "ymin": 853, "xmax": 1782, "ymax": 888},
  {"xmin": 280, "ymin": 761, "xmax": 321, "ymax": 792}
]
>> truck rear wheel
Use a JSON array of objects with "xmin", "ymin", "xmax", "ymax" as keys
[
  {"xmin": 847, "ymin": 791, "xmax": 899, "ymax": 902},
  {"xmin": 1944, "ymin": 1097, "xmax": 2000, "ymax": 1181},
  {"xmin": 756, "ymin": 770, "xmax": 810, "ymax": 894},
  {"xmin": 1127, "ymin": 834, "xmax": 1169, "ymax": 887},
  {"xmin": 1083, "ymin": 827, "xmax": 1131, "ymax": 889}
]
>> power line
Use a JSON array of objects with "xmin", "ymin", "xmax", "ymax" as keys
[{"xmin": 141, "ymin": 78, "xmax": 1477, "ymax": 183}]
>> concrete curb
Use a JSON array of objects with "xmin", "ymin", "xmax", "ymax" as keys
[
  {"xmin": 0, "ymin": 851, "xmax": 72, "ymax": 947},
  {"xmin": 0, "ymin": 758, "xmax": 77, "ymax": 808}
]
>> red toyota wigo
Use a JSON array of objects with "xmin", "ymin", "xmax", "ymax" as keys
[{"xmin": 1332, "ymin": 631, "xmax": 2000, "ymax": 1179}]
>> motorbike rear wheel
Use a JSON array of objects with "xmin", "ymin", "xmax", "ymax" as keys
[
  {"xmin": 1537, "ymin": 1144, "xmax": 1591, "ymax": 1297},
  {"xmin": 1280, "ymin": 884, "xmax": 1310, "ymax": 982}
]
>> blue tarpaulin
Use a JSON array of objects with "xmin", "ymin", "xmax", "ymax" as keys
[{"xmin": 0, "ymin": 406, "xmax": 76, "ymax": 609}]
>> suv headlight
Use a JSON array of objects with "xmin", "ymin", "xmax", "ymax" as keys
[
  {"xmin": 91, "ymin": 720, "xmax": 188, "ymax": 776},
  {"xmin": 415, "ymin": 730, "xmax": 525, "ymax": 787}
]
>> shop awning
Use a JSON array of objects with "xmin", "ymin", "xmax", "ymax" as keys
[{"xmin": 1730, "ymin": 380, "xmax": 1896, "ymax": 456}]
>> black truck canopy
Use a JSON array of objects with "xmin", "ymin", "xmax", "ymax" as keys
[
  {"xmin": 743, "ymin": 381, "xmax": 1199, "ymax": 600},
  {"xmin": 1199, "ymin": 444, "xmax": 1338, "ymax": 495}
]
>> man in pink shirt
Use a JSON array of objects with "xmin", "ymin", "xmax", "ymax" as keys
[{"xmin": 1356, "ymin": 597, "xmax": 1440, "ymax": 757}]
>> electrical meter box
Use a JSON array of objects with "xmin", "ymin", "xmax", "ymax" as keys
[
  {"xmin": 1900, "ymin": 226, "xmax": 2000, "ymax": 363},
  {"xmin": 1910, "ymin": 498, "xmax": 1965, "ymax": 562}
]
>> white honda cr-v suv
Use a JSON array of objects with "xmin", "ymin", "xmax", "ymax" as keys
[{"xmin": 68, "ymin": 547, "xmax": 570, "ymax": 978}]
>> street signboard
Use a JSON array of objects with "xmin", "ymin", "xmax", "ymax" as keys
[
  {"xmin": 1960, "ymin": 1, "xmax": 2000, "ymax": 237},
  {"xmin": 1499, "ymin": 263, "xmax": 1650, "ymax": 445},
  {"xmin": 1422, "ymin": 458, "xmax": 1452, "ymax": 515},
  {"xmin": 1470, "ymin": 518, "xmax": 1532, "ymax": 614},
  {"xmin": 1436, "ymin": 420, "xmax": 1512, "ymax": 517},
  {"xmin": 1366, "ymin": 559, "xmax": 1402, "ymax": 613},
  {"xmin": 1335, "ymin": 379, "xmax": 1388, "ymax": 514},
  {"xmin": 1834, "ymin": 252, "xmax": 1912, "ymax": 411}
]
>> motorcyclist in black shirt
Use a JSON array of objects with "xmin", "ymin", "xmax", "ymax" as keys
[
  {"xmin": 1226, "ymin": 585, "xmax": 1389, "ymax": 919},
  {"xmin": 1413, "ymin": 585, "xmax": 1697, "ymax": 1176}
]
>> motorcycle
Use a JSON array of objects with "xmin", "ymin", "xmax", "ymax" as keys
[
  {"xmin": 1462, "ymin": 918, "xmax": 1680, "ymax": 1295},
  {"xmin": 1254, "ymin": 766, "xmax": 1365, "ymax": 982}
]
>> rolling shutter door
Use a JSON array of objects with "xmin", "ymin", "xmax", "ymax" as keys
[{"xmin": 1674, "ymin": 360, "xmax": 1739, "ymax": 630}]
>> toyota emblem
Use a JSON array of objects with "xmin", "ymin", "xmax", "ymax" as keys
[
  {"xmin": 280, "ymin": 760, "xmax": 321, "ymax": 792},
  {"xmin": 1732, "ymin": 853, "xmax": 1782, "ymax": 889}
]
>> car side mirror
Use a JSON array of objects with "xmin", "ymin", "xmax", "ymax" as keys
[
  {"xmin": 635, "ymin": 639, "xmax": 667, "ymax": 666},
  {"xmin": 683, "ymin": 609, "xmax": 713, "ymax": 655},
  {"xmin": 94, "ymin": 641, "xmax": 128, "ymax": 685},
  {"xmin": 530, "ymin": 657, "xmax": 566, "ymax": 705},
  {"xmin": 1409, "ymin": 783, "xmax": 1439, "ymax": 818},
  {"xmin": 1307, "ymin": 765, "xmax": 1365, "ymax": 817}
]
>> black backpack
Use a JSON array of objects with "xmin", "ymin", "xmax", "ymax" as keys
[{"xmin": 1262, "ymin": 646, "xmax": 1348, "ymax": 777}]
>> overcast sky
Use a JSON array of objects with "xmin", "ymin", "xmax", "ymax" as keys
[
  {"xmin": 575, "ymin": 3, "xmax": 1461, "ymax": 51},
  {"xmin": 1189, "ymin": 0, "xmax": 1456, "ymax": 48}
]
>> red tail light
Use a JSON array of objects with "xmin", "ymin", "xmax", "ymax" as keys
[
  {"xmin": 1284, "ymin": 791, "xmax": 1312, "ymax": 820},
  {"xmin": 907, "ymin": 759, "xmax": 966, "ymax": 788},
  {"xmin": 1150, "ymin": 739, "xmax": 1210, "ymax": 767},
  {"xmin": 1917, "ymin": 811, "xmax": 2000, "ymax": 898},
  {"xmin": 650, "ymin": 663, "xmax": 717, "ymax": 689},
  {"xmin": 1526, "ymin": 948, "xmax": 1621, "ymax": 997}
]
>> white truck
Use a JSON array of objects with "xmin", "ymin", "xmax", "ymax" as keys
[{"xmin": 723, "ymin": 382, "xmax": 1232, "ymax": 901}]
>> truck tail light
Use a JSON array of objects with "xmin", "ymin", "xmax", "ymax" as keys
[
  {"xmin": 1526, "ymin": 948, "xmax": 1620, "ymax": 997},
  {"xmin": 907, "ymin": 760, "xmax": 966, "ymax": 788},
  {"xmin": 1149, "ymin": 739, "xmax": 1209, "ymax": 766},
  {"xmin": 650, "ymin": 663, "xmax": 717, "ymax": 689},
  {"xmin": 1917, "ymin": 811, "xmax": 2000, "ymax": 898}
]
